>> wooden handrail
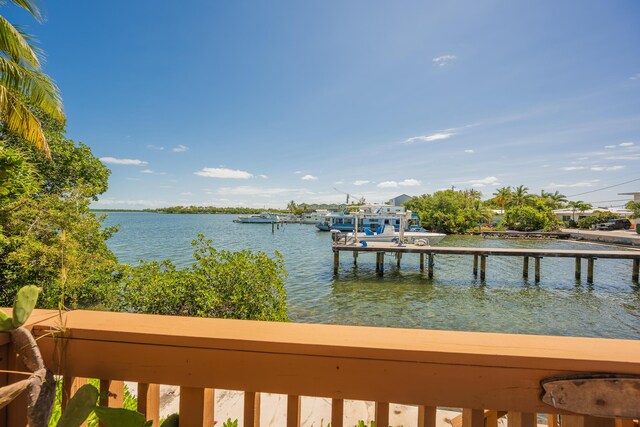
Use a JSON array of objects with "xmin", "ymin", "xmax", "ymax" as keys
[{"xmin": 19, "ymin": 309, "xmax": 640, "ymax": 415}]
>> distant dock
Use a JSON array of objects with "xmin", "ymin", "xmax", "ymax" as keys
[{"xmin": 332, "ymin": 242, "xmax": 640, "ymax": 283}]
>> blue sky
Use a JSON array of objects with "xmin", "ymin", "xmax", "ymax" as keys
[{"xmin": 7, "ymin": 1, "xmax": 640, "ymax": 208}]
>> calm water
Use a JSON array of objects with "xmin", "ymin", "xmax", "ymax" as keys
[{"xmin": 101, "ymin": 212, "xmax": 640, "ymax": 339}]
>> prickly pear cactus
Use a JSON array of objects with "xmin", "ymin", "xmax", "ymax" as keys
[{"xmin": 12, "ymin": 285, "xmax": 41, "ymax": 328}]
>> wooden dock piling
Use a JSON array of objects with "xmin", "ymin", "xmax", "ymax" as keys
[
  {"xmin": 587, "ymin": 258, "xmax": 595, "ymax": 283},
  {"xmin": 396, "ymin": 253, "xmax": 402, "ymax": 268},
  {"xmin": 428, "ymin": 254, "xmax": 434, "ymax": 279},
  {"xmin": 473, "ymin": 255, "xmax": 478, "ymax": 276},
  {"xmin": 332, "ymin": 242, "xmax": 640, "ymax": 283},
  {"xmin": 534, "ymin": 257, "xmax": 541, "ymax": 282},
  {"xmin": 353, "ymin": 251, "xmax": 358, "ymax": 265},
  {"xmin": 575, "ymin": 258, "xmax": 581, "ymax": 281}
]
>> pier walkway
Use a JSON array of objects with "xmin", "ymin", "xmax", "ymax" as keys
[{"xmin": 332, "ymin": 242, "xmax": 640, "ymax": 283}]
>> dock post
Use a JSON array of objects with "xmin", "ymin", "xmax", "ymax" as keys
[
  {"xmin": 587, "ymin": 258, "xmax": 595, "ymax": 283},
  {"xmin": 632, "ymin": 259, "xmax": 639, "ymax": 283},
  {"xmin": 428, "ymin": 254, "xmax": 434, "ymax": 279},
  {"xmin": 420, "ymin": 253, "xmax": 425, "ymax": 272},
  {"xmin": 575, "ymin": 258, "xmax": 581, "ymax": 281},
  {"xmin": 473, "ymin": 255, "xmax": 478, "ymax": 276},
  {"xmin": 272, "ymin": 222, "xmax": 275, "ymax": 233},
  {"xmin": 522, "ymin": 256, "xmax": 529, "ymax": 279},
  {"xmin": 480, "ymin": 255, "xmax": 487, "ymax": 281},
  {"xmin": 375, "ymin": 253, "xmax": 380, "ymax": 272},
  {"xmin": 396, "ymin": 252, "xmax": 402, "ymax": 268},
  {"xmin": 534, "ymin": 257, "xmax": 541, "ymax": 283},
  {"xmin": 353, "ymin": 251, "xmax": 358, "ymax": 266},
  {"xmin": 333, "ymin": 250, "xmax": 339, "ymax": 275},
  {"xmin": 378, "ymin": 252, "xmax": 385, "ymax": 275}
]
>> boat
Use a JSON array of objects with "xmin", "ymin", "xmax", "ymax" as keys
[
  {"xmin": 301, "ymin": 209, "xmax": 331, "ymax": 224},
  {"xmin": 235, "ymin": 212, "xmax": 281, "ymax": 223},
  {"xmin": 346, "ymin": 226, "xmax": 447, "ymax": 245},
  {"xmin": 316, "ymin": 212, "xmax": 355, "ymax": 231},
  {"xmin": 316, "ymin": 204, "xmax": 422, "ymax": 232}
]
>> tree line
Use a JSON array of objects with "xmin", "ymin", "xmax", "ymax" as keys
[{"xmin": 0, "ymin": 2, "xmax": 287, "ymax": 320}]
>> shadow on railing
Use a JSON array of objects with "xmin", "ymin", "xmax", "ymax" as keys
[{"xmin": 2, "ymin": 309, "xmax": 640, "ymax": 427}]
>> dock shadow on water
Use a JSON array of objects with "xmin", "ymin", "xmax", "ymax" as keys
[{"xmin": 102, "ymin": 213, "xmax": 640, "ymax": 339}]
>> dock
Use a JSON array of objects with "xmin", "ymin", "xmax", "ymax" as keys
[{"xmin": 332, "ymin": 242, "xmax": 640, "ymax": 283}]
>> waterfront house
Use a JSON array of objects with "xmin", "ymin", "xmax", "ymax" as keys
[{"xmin": 553, "ymin": 207, "xmax": 633, "ymax": 223}]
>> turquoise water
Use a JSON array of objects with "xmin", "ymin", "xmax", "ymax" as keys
[{"xmin": 101, "ymin": 212, "xmax": 640, "ymax": 339}]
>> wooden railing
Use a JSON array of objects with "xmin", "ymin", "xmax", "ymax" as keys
[{"xmin": 2, "ymin": 309, "xmax": 640, "ymax": 427}]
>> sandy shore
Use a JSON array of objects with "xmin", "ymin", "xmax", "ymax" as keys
[{"xmin": 127, "ymin": 383, "xmax": 502, "ymax": 427}]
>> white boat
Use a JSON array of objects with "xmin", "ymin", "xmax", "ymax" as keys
[
  {"xmin": 301, "ymin": 209, "xmax": 330, "ymax": 224},
  {"xmin": 347, "ymin": 225, "xmax": 446, "ymax": 246},
  {"xmin": 235, "ymin": 212, "xmax": 281, "ymax": 223}
]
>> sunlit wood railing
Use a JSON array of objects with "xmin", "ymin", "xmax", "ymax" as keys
[{"xmin": 2, "ymin": 309, "xmax": 640, "ymax": 427}]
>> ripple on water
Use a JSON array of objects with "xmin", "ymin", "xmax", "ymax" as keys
[{"xmin": 102, "ymin": 213, "xmax": 640, "ymax": 339}]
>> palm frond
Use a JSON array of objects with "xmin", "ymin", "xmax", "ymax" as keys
[
  {"xmin": 0, "ymin": 16, "xmax": 40, "ymax": 67},
  {"xmin": 0, "ymin": 84, "xmax": 49, "ymax": 157},
  {"xmin": 3, "ymin": 0, "xmax": 42, "ymax": 22},
  {"xmin": 0, "ymin": 56, "xmax": 63, "ymax": 121}
]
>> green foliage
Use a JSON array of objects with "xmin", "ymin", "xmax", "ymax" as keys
[
  {"xmin": 223, "ymin": 419, "xmax": 239, "ymax": 427},
  {"xmin": 576, "ymin": 211, "xmax": 619, "ymax": 229},
  {"xmin": 160, "ymin": 414, "xmax": 179, "ymax": 427},
  {"xmin": 55, "ymin": 384, "xmax": 99, "ymax": 427},
  {"xmin": 503, "ymin": 205, "xmax": 554, "ymax": 231},
  {"xmin": 146, "ymin": 205, "xmax": 287, "ymax": 214},
  {"xmin": 355, "ymin": 421, "xmax": 376, "ymax": 427},
  {"xmin": 404, "ymin": 189, "xmax": 492, "ymax": 233},
  {"xmin": 108, "ymin": 235, "xmax": 288, "ymax": 321},
  {"xmin": 11, "ymin": 284, "xmax": 39, "ymax": 327},
  {"xmin": 626, "ymin": 201, "xmax": 640, "ymax": 219},
  {"xmin": 0, "ymin": 144, "xmax": 38, "ymax": 206}
]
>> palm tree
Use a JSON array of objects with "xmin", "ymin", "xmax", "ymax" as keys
[
  {"xmin": 0, "ymin": 0, "xmax": 64, "ymax": 157},
  {"xmin": 567, "ymin": 200, "xmax": 592, "ymax": 222},
  {"xmin": 541, "ymin": 190, "xmax": 568, "ymax": 209},
  {"xmin": 493, "ymin": 186, "xmax": 512, "ymax": 213},
  {"xmin": 512, "ymin": 185, "xmax": 531, "ymax": 206}
]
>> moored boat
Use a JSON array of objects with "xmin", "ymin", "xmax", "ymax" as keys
[{"xmin": 235, "ymin": 212, "xmax": 281, "ymax": 223}]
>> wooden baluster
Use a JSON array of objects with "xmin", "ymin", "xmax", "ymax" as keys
[
  {"xmin": 62, "ymin": 377, "xmax": 89, "ymax": 427},
  {"xmin": 375, "ymin": 402, "xmax": 389, "ymax": 427},
  {"xmin": 287, "ymin": 394, "xmax": 301, "ymax": 427},
  {"xmin": 508, "ymin": 411, "xmax": 535, "ymax": 427},
  {"xmin": 244, "ymin": 391, "xmax": 261, "ymax": 427},
  {"xmin": 6, "ymin": 342, "xmax": 28, "ymax": 427},
  {"xmin": 485, "ymin": 410, "xmax": 499, "ymax": 427},
  {"xmin": 462, "ymin": 409, "xmax": 484, "ymax": 427},
  {"xmin": 548, "ymin": 414, "xmax": 559, "ymax": 427},
  {"xmin": 99, "ymin": 379, "xmax": 124, "ymax": 427},
  {"xmin": 562, "ymin": 415, "xmax": 615, "ymax": 427},
  {"xmin": 0, "ymin": 342, "xmax": 8, "ymax": 427},
  {"xmin": 179, "ymin": 387, "xmax": 215, "ymax": 427},
  {"xmin": 418, "ymin": 405, "xmax": 436, "ymax": 427},
  {"xmin": 331, "ymin": 398, "xmax": 344, "ymax": 427},
  {"xmin": 614, "ymin": 420, "xmax": 635, "ymax": 427},
  {"xmin": 137, "ymin": 383, "xmax": 160, "ymax": 427}
]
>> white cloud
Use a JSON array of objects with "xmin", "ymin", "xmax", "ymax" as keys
[
  {"xmin": 377, "ymin": 179, "xmax": 421, "ymax": 188},
  {"xmin": 353, "ymin": 180, "xmax": 370, "ymax": 186},
  {"xmin": 405, "ymin": 132, "xmax": 455, "ymax": 143},
  {"xmin": 141, "ymin": 169, "xmax": 166, "ymax": 175},
  {"xmin": 630, "ymin": 73, "xmax": 640, "ymax": 80},
  {"xmin": 562, "ymin": 166, "xmax": 586, "ymax": 171},
  {"xmin": 294, "ymin": 171, "xmax": 302, "ymax": 174},
  {"xmin": 195, "ymin": 167, "xmax": 253, "ymax": 179},
  {"xmin": 546, "ymin": 180, "xmax": 600, "ymax": 188},
  {"xmin": 92, "ymin": 198, "xmax": 166, "ymax": 207},
  {"xmin": 605, "ymin": 145, "xmax": 616, "ymax": 149},
  {"xmin": 147, "ymin": 144, "xmax": 165, "ymax": 151},
  {"xmin": 432, "ymin": 54, "xmax": 456, "ymax": 66},
  {"xmin": 590, "ymin": 165, "xmax": 625, "ymax": 171},
  {"xmin": 301, "ymin": 174, "xmax": 318, "ymax": 181},
  {"xmin": 620, "ymin": 142, "xmax": 634, "ymax": 147},
  {"xmin": 466, "ymin": 176, "xmax": 500, "ymax": 187},
  {"xmin": 100, "ymin": 157, "xmax": 148, "ymax": 166},
  {"xmin": 258, "ymin": 174, "xmax": 268, "ymax": 179},
  {"xmin": 464, "ymin": 149, "xmax": 474, "ymax": 153},
  {"xmin": 172, "ymin": 144, "xmax": 189, "ymax": 152},
  {"xmin": 334, "ymin": 180, "xmax": 345, "ymax": 185},
  {"xmin": 606, "ymin": 155, "xmax": 640, "ymax": 160},
  {"xmin": 217, "ymin": 186, "xmax": 291, "ymax": 196}
]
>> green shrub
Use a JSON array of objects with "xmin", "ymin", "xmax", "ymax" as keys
[
  {"xmin": 577, "ymin": 211, "xmax": 619, "ymax": 229},
  {"xmin": 502, "ymin": 206, "xmax": 550, "ymax": 231}
]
